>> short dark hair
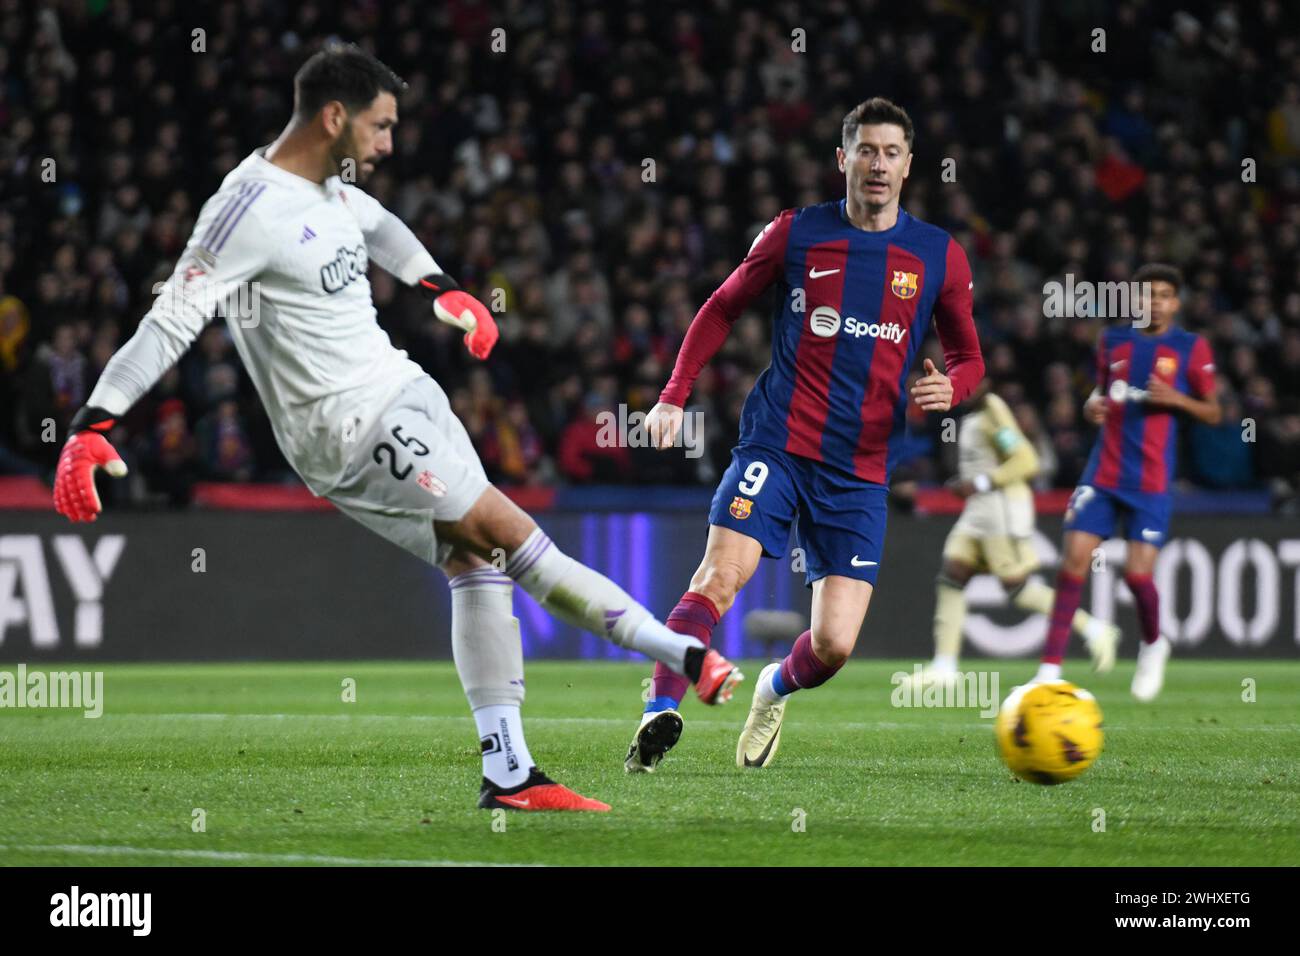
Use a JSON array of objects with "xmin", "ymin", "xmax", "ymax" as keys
[
  {"xmin": 293, "ymin": 43, "xmax": 407, "ymax": 119},
  {"xmin": 842, "ymin": 98, "xmax": 915, "ymax": 151},
  {"xmin": 1133, "ymin": 263, "xmax": 1184, "ymax": 292}
]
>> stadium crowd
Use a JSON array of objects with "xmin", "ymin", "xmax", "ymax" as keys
[{"xmin": 3, "ymin": 0, "xmax": 1300, "ymax": 508}]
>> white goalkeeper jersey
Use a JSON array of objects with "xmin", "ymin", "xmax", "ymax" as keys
[{"xmin": 90, "ymin": 148, "xmax": 435, "ymax": 495}]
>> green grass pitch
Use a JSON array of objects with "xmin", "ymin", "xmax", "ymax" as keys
[{"xmin": 0, "ymin": 659, "xmax": 1295, "ymax": 866}]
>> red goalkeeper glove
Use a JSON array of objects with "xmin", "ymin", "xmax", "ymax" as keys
[
  {"xmin": 418, "ymin": 274, "xmax": 499, "ymax": 360},
  {"xmin": 53, "ymin": 407, "xmax": 128, "ymax": 523}
]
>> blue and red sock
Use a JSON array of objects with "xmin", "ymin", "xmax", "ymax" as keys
[
  {"xmin": 645, "ymin": 592, "xmax": 719, "ymax": 712},
  {"xmin": 1041, "ymin": 571, "xmax": 1083, "ymax": 665},
  {"xmin": 770, "ymin": 630, "xmax": 842, "ymax": 696},
  {"xmin": 1124, "ymin": 573, "xmax": 1161, "ymax": 644}
]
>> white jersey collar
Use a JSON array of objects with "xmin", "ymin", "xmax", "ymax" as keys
[{"xmin": 249, "ymin": 146, "xmax": 341, "ymax": 196}]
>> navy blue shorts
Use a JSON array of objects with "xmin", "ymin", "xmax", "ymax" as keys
[
  {"xmin": 707, "ymin": 442, "xmax": 888, "ymax": 586},
  {"xmin": 1062, "ymin": 483, "xmax": 1172, "ymax": 547}
]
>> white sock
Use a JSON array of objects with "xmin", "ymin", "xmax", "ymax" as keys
[
  {"xmin": 473, "ymin": 704, "xmax": 533, "ymax": 788},
  {"xmin": 507, "ymin": 530, "xmax": 702, "ymax": 674},
  {"xmin": 755, "ymin": 665, "xmax": 787, "ymax": 705},
  {"xmin": 447, "ymin": 566, "xmax": 530, "ymax": 788},
  {"xmin": 631, "ymin": 617, "xmax": 703, "ymax": 674},
  {"xmin": 1035, "ymin": 662, "xmax": 1062, "ymax": 682},
  {"xmin": 932, "ymin": 654, "xmax": 958, "ymax": 673}
]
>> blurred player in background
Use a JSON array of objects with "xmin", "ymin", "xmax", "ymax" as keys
[
  {"xmin": 904, "ymin": 377, "xmax": 1119, "ymax": 690},
  {"xmin": 624, "ymin": 98, "xmax": 984, "ymax": 773},
  {"xmin": 51, "ymin": 44, "xmax": 723, "ymax": 812},
  {"xmin": 1033, "ymin": 264, "xmax": 1220, "ymax": 700}
]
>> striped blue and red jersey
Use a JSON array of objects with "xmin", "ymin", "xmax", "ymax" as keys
[
  {"xmin": 660, "ymin": 200, "xmax": 984, "ymax": 484},
  {"xmin": 1080, "ymin": 324, "xmax": 1217, "ymax": 495}
]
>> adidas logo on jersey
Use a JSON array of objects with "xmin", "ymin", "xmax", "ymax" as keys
[{"xmin": 807, "ymin": 305, "xmax": 906, "ymax": 343}]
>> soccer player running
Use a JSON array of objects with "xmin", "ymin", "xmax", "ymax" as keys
[
  {"xmin": 624, "ymin": 98, "xmax": 985, "ymax": 772},
  {"xmin": 51, "ymin": 45, "xmax": 731, "ymax": 811},
  {"xmin": 904, "ymin": 376, "xmax": 1119, "ymax": 691},
  {"xmin": 1031, "ymin": 264, "xmax": 1220, "ymax": 700}
]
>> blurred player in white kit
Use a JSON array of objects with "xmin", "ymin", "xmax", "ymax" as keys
[{"xmin": 907, "ymin": 378, "xmax": 1119, "ymax": 687}]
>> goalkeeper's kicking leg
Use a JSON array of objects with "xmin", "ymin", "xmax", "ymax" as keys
[
  {"xmin": 436, "ymin": 486, "xmax": 717, "ymax": 685},
  {"xmin": 441, "ymin": 548, "xmax": 610, "ymax": 812}
]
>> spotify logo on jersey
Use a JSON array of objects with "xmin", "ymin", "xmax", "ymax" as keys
[
  {"xmin": 1109, "ymin": 379, "xmax": 1149, "ymax": 403},
  {"xmin": 806, "ymin": 305, "xmax": 907, "ymax": 343},
  {"xmin": 809, "ymin": 306, "xmax": 842, "ymax": 337}
]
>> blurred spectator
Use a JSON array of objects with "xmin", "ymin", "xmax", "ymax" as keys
[
  {"xmin": 558, "ymin": 395, "xmax": 631, "ymax": 483},
  {"xmin": 0, "ymin": 277, "xmax": 30, "ymax": 375},
  {"xmin": 195, "ymin": 399, "xmax": 255, "ymax": 481},
  {"xmin": 1259, "ymin": 403, "xmax": 1300, "ymax": 498},
  {"xmin": 19, "ymin": 323, "xmax": 85, "ymax": 465},
  {"xmin": 146, "ymin": 397, "xmax": 196, "ymax": 506},
  {"xmin": 1188, "ymin": 392, "xmax": 1255, "ymax": 488},
  {"xmin": 480, "ymin": 399, "xmax": 545, "ymax": 484}
]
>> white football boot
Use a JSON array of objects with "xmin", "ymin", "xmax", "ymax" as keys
[
  {"xmin": 736, "ymin": 663, "xmax": 787, "ymax": 768},
  {"xmin": 1085, "ymin": 620, "xmax": 1122, "ymax": 673},
  {"xmin": 1131, "ymin": 636, "xmax": 1171, "ymax": 702}
]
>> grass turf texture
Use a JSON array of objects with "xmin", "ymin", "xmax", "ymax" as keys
[{"xmin": 0, "ymin": 659, "xmax": 1295, "ymax": 866}]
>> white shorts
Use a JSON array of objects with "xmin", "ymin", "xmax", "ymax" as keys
[
  {"xmin": 327, "ymin": 375, "xmax": 490, "ymax": 566},
  {"xmin": 950, "ymin": 489, "xmax": 1035, "ymax": 540},
  {"xmin": 942, "ymin": 490, "xmax": 1038, "ymax": 579}
]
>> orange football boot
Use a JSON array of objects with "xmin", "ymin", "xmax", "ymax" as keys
[
  {"xmin": 478, "ymin": 768, "xmax": 611, "ymax": 812},
  {"xmin": 694, "ymin": 649, "xmax": 744, "ymax": 705}
]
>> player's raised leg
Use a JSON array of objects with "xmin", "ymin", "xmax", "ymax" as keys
[
  {"xmin": 1006, "ymin": 574, "xmax": 1120, "ymax": 672},
  {"xmin": 740, "ymin": 574, "xmax": 872, "ymax": 768},
  {"xmin": 442, "ymin": 550, "xmax": 609, "ymax": 812},
  {"xmin": 626, "ymin": 525, "xmax": 758, "ymax": 773},
  {"xmin": 650, "ymin": 590, "xmax": 746, "ymax": 709},
  {"xmin": 1124, "ymin": 541, "xmax": 1169, "ymax": 701},
  {"xmin": 985, "ymin": 534, "xmax": 1121, "ymax": 673},
  {"xmin": 627, "ymin": 441, "xmax": 797, "ymax": 774},
  {"xmin": 436, "ymin": 486, "xmax": 707, "ymax": 680}
]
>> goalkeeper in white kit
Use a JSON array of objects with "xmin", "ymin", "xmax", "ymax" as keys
[{"xmin": 51, "ymin": 44, "xmax": 736, "ymax": 812}]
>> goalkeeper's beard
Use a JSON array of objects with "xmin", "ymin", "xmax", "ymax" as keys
[{"xmin": 331, "ymin": 124, "xmax": 374, "ymax": 183}]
